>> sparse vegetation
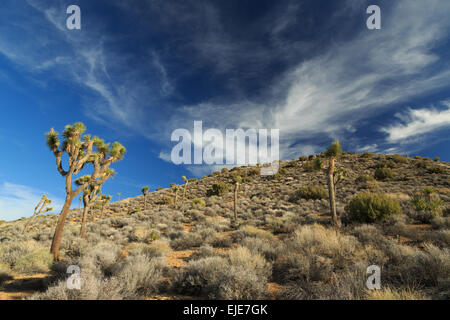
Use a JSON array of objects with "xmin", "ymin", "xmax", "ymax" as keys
[{"xmin": 345, "ymin": 192, "xmax": 402, "ymax": 223}]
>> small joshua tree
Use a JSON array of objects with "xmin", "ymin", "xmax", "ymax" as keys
[
  {"xmin": 45, "ymin": 122, "xmax": 126, "ymax": 260},
  {"xmin": 170, "ymin": 183, "xmax": 180, "ymax": 208},
  {"xmin": 76, "ymin": 171, "xmax": 114, "ymax": 238},
  {"xmin": 100, "ymin": 194, "xmax": 112, "ymax": 219},
  {"xmin": 232, "ymin": 175, "xmax": 242, "ymax": 223},
  {"xmin": 181, "ymin": 176, "xmax": 189, "ymax": 205},
  {"xmin": 142, "ymin": 186, "xmax": 149, "ymax": 210},
  {"xmin": 117, "ymin": 192, "xmax": 121, "ymax": 201},
  {"xmin": 325, "ymin": 141, "xmax": 342, "ymax": 226},
  {"xmin": 23, "ymin": 195, "xmax": 53, "ymax": 234}
]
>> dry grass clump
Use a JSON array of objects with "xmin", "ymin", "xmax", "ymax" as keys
[
  {"xmin": 174, "ymin": 247, "xmax": 270, "ymax": 299},
  {"xmin": 366, "ymin": 287, "xmax": 428, "ymax": 300},
  {"xmin": 241, "ymin": 225, "xmax": 274, "ymax": 240},
  {"xmin": 0, "ymin": 240, "xmax": 53, "ymax": 274}
]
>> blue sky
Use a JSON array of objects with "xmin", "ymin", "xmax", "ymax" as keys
[{"xmin": 1, "ymin": 0, "xmax": 450, "ymax": 221}]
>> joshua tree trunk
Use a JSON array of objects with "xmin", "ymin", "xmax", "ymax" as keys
[
  {"xmin": 174, "ymin": 189, "xmax": 178, "ymax": 209},
  {"xmin": 50, "ymin": 194, "xmax": 74, "ymax": 260},
  {"xmin": 100, "ymin": 203, "xmax": 105, "ymax": 219},
  {"xmin": 182, "ymin": 181, "xmax": 188, "ymax": 202},
  {"xmin": 234, "ymin": 182, "xmax": 240, "ymax": 222},
  {"xmin": 327, "ymin": 157, "xmax": 339, "ymax": 226},
  {"xmin": 80, "ymin": 204, "xmax": 90, "ymax": 238},
  {"xmin": 143, "ymin": 194, "xmax": 147, "ymax": 210}
]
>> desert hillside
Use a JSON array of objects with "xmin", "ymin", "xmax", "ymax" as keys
[{"xmin": 0, "ymin": 152, "xmax": 449, "ymax": 300}]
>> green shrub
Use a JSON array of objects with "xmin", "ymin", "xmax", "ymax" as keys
[
  {"xmin": 304, "ymin": 158, "xmax": 322, "ymax": 172},
  {"xmin": 206, "ymin": 183, "xmax": 228, "ymax": 196},
  {"xmin": 299, "ymin": 156, "xmax": 308, "ymax": 161},
  {"xmin": 291, "ymin": 186, "xmax": 327, "ymax": 201},
  {"xmin": 241, "ymin": 226, "xmax": 274, "ymax": 240},
  {"xmin": 221, "ymin": 168, "xmax": 229, "ymax": 173},
  {"xmin": 361, "ymin": 152, "xmax": 375, "ymax": 158},
  {"xmin": 415, "ymin": 161, "xmax": 428, "ymax": 169},
  {"xmin": 345, "ymin": 192, "xmax": 402, "ymax": 223},
  {"xmin": 434, "ymin": 157, "xmax": 440, "ymax": 162},
  {"xmin": 192, "ymin": 198, "xmax": 206, "ymax": 207},
  {"xmin": 374, "ymin": 167, "xmax": 394, "ymax": 180},
  {"xmin": 391, "ymin": 154, "xmax": 408, "ymax": 164},
  {"xmin": 375, "ymin": 160, "xmax": 395, "ymax": 169},
  {"xmin": 356, "ymin": 175, "xmax": 375, "ymax": 183},
  {"xmin": 427, "ymin": 166, "xmax": 444, "ymax": 174}
]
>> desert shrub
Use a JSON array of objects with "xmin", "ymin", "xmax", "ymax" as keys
[
  {"xmin": 0, "ymin": 263, "xmax": 12, "ymax": 284},
  {"xmin": 304, "ymin": 158, "xmax": 322, "ymax": 172},
  {"xmin": 192, "ymin": 198, "xmax": 206, "ymax": 207},
  {"xmin": 285, "ymin": 160, "xmax": 298, "ymax": 168},
  {"xmin": 391, "ymin": 154, "xmax": 408, "ymax": 164},
  {"xmin": 174, "ymin": 248, "xmax": 270, "ymax": 299},
  {"xmin": 345, "ymin": 193, "xmax": 402, "ymax": 223},
  {"xmin": 242, "ymin": 237, "xmax": 284, "ymax": 261},
  {"xmin": 415, "ymin": 161, "xmax": 428, "ymax": 169},
  {"xmin": 375, "ymin": 160, "xmax": 396, "ymax": 169},
  {"xmin": 206, "ymin": 183, "xmax": 228, "ymax": 197},
  {"xmin": 361, "ymin": 152, "xmax": 374, "ymax": 158},
  {"xmin": 427, "ymin": 166, "xmax": 444, "ymax": 174},
  {"xmin": 434, "ymin": 157, "xmax": 440, "ymax": 162},
  {"xmin": 142, "ymin": 240, "xmax": 172, "ymax": 258},
  {"xmin": 294, "ymin": 185, "xmax": 327, "ymax": 201},
  {"xmin": 114, "ymin": 254, "xmax": 165, "ymax": 298},
  {"xmin": 0, "ymin": 220, "xmax": 6, "ymax": 225},
  {"xmin": 0, "ymin": 240, "xmax": 53, "ymax": 274},
  {"xmin": 247, "ymin": 167, "xmax": 261, "ymax": 176},
  {"xmin": 374, "ymin": 167, "xmax": 394, "ymax": 180},
  {"xmin": 366, "ymin": 287, "xmax": 428, "ymax": 300},
  {"xmin": 78, "ymin": 241, "xmax": 121, "ymax": 277},
  {"xmin": 273, "ymin": 167, "xmax": 287, "ymax": 179},
  {"xmin": 355, "ymin": 175, "xmax": 375, "ymax": 183},
  {"xmin": 241, "ymin": 225, "xmax": 274, "ymax": 240},
  {"xmin": 410, "ymin": 189, "xmax": 444, "ymax": 222},
  {"xmin": 170, "ymin": 232, "xmax": 203, "ymax": 250},
  {"xmin": 160, "ymin": 195, "xmax": 173, "ymax": 205},
  {"xmin": 431, "ymin": 216, "xmax": 450, "ymax": 229},
  {"xmin": 299, "ymin": 156, "xmax": 308, "ymax": 161},
  {"xmin": 221, "ymin": 167, "xmax": 229, "ymax": 174}
]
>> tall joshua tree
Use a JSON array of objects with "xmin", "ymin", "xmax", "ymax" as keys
[
  {"xmin": 23, "ymin": 195, "xmax": 53, "ymax": 234},
  {"xmin": 141, "ymin": 186, "xmax": 149, "ymax": 210},
  {"xmin": 325, "ymin": 141, "xmax": 342, "ymax": 227},
  {"xmin": 117, "ymin": 192, "xmax": 121, "ymax": 201},
  {"xmin": 181, "ymin": 176, "xmax": 189, "ymax": 205},
  {"xmin": 170, "ymin": 183, "xmax": 179, "ymax": 208},
  {"xmin": 45, "ymin": 122, "xmax": 126, "ymax": 260},
  {"xmin": 100, "ymin": 194, "xmax": 112, "ymax": 219},
  {"xmin": 232, "ymin": 175, "xmax": 242, "ymax": 223}
]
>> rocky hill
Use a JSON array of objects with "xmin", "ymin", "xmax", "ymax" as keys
[{"xmin": 0, "ymin": 152, "xmax": 449, "ymax": 300}]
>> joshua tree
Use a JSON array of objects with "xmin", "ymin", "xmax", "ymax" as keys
[
  {"xmin": 170, "ymin": 183, "xmax": 180, "ymax": 208},
  {"xmin": 232, "ymin": 175, "xmax": 242, "ymax": 223},
  {"xmin": 100, "ymin": 194, "xmax": 112, "ymax": 219},
  {"xmin": 333, "ymin": 167, "xmax": 346, "ymax": 193},
  {"xmin": 141, "ymin": 186, "xmax": 149, "ymax": 210},
  {"xmin": 325, "ymin": 141, "xmax": 342, "ymax": 227},
  {"xmin": 76, "ymin": 173, "xmax": 114, "ymax": 238},
  {"xmin": 22, "ymin": 195, "xmax": 53, "ymax": 234},
  {"xmin": 117, "ymin": 192, "xmax": 121, "ymax": 201},
  {"xmin": 181, "ymin": 176, "xmax": 189, "ymax": 205},
  {"xmin": 45, "ymin": 122, "xmax": 126, "ymax": 260}
]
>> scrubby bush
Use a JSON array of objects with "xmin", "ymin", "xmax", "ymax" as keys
[
  {"xmin": 345, "ymin": 193, "xmax": 402, "ymax": 223},
  {"xmin": 427, "ymin": 166, "xmax": 444, "ymax": 174},
  {"xmin": 207, "ymin": 183, "xmax": 228, "ymax": 197},
  {"xmin": 174, "ymin": 247, "xmax": 270, "ymax": 299},
  {"xmin": 391, "ymin": 154, "xmax": 408, "ymax": 164},
  {"xmin": 303, "ymin": 158, "xmax": 322, "ymax": 172},
  {"xmin": 192, "ymin": 198, "xmax": 206, "ymax": 207},
  {"xmin": 374, "ymin": 167, "xmax": 394, "ymax": 180},
  {"xmin": 291, "ymin": 186, "xmax": 327, "ymax": 201},
  {"xmin": 356, "ymin": 175, "xmax": 375, "ymax": 183},
  {"xmin": 170, "ymin": 232, "xmax": 203, "ymax": 250},
  {"xmin": 241, "ymin": 225, "xmax": 274, "ymax": 240},
  {"xmin": 0, "ymin": 241, "xmax": 53, "ymax": 274}
]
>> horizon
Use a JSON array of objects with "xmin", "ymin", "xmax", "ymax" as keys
[{"xmin": 1, "ymin": 0, "xmax": 450, "ymax": 221}]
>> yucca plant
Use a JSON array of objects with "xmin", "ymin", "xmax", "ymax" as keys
[
  {"xmin": 45, "ymin": 122, "xmax": 126, "ymax": 260},
  {"xmin": 232, "ymin": 175, "xmax": 242, "ymax": 223},
  {"xmin": 181, "ymin": 176, "xmax": 189, "ymax": 206},
  {"xmin": 22, "ymin": 195, "xmax": 53, "ymax": 234},
  {"xmin": 325, "ymin": 141, "xmax": 342, "ymax": 226},
  {"xmin": 117, "ymin": 192, "xmax": 121, "ymax": 201},
  {"xmin": 100, "ymin": 194, "xmax": 112, "ymax": 219},
  {"xmin": 76, "ymin": 171, "xmax": 114, "ymax": 238},
  {"xmin": 170, "ymin": 183, "xmax": 180, "ymax": 208},
  {"xmin": 141, "ymin": 186, "xmax": 149, "ymax": 210}
]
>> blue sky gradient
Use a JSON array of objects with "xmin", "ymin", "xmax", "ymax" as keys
[{"xmin": 1, "ymin": 0, "xmax": 450, "ymax": 220}]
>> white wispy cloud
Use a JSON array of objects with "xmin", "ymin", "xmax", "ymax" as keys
[
  {"xmin": 0, "ymin": 182, "xmax": 64, "ymax": 221},
  {"xmin": 382, "ymin": 102, "xmax": 450, "ymax": 143}
]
